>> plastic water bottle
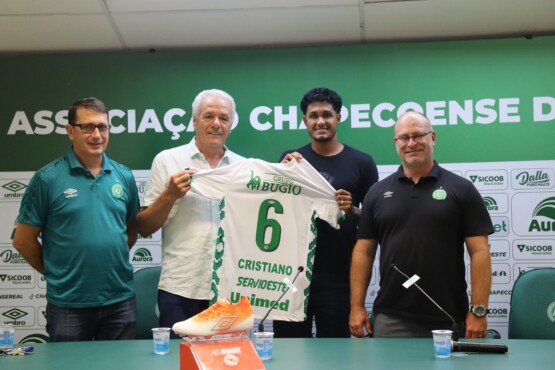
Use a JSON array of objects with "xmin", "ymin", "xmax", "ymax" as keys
[{"xmin": 0, "ymin": 324, "xmax": 15, "ymax": 349}]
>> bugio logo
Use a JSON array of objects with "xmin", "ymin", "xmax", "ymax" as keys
[
  {"xmin": 132, "ymin": 247, "xmax": 153, "ymax": 262},
  {"xmin": 483, "ymin": 196, "xmax": 499, "ymax": 211},
  {"xmin": 2, "ymin": 180, "xmax": 27, "ymax": 198},
  {"xmin": 246, "ymin": 170, "xmax": 302, "ymax": 195},
  {"xmin": 528, "ymin": 197, "xmax": 555, "ymax": 233}
]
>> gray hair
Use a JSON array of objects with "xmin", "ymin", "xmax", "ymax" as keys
[{"xmin": 191, "ymin": 89, "xmax": 236, "ymax": 120}]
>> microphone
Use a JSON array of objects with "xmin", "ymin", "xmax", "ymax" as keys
[
  {"xmin": 257, "ymin": 266, "xmax": 304, "ymax": 332},
  {"xmin": 391, "ymin": 264, "xmax": 460, "ymax": 341},
  {"xmin": 452, "ymin": 341, "xmax": 508, "ymax": 354}
]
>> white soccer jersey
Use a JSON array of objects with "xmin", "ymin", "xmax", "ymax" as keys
[{"xmin": 190, "ymin": 158, "xmax": 342, "ymax": 321}]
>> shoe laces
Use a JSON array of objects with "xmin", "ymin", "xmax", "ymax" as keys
[{"xmin": 197, "ymin": 300, "xmax": 231, "ymax": 320}]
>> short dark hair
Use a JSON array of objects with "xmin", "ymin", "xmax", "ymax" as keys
[
  {"xmin": 68, "ymin": 97, "xmax": 108, "ymax": 124},
  {"xmin": 300, "ymin": 87, "xmax": 342, "ymax": 115}
]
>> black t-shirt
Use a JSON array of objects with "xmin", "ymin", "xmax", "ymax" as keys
[
  {"xmin": 280, "ymin": 144, "xmax": 378, "ymax": 288},
  {"xmin": 358, "ymin": 163, "xmax": 494, "ymax": 322}
]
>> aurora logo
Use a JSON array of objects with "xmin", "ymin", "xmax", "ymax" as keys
[
  {"xmin": 483, "ymin": 196, "xmax": 499, "ymax": 211},
  {"xmin": 132, "ymin": 248, "xmax": 153, "ymax": 262},
  {"xmin": 528, "ymin": 197, "xmax": 555, "ymax": 232}
]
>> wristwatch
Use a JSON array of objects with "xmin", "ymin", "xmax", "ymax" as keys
[{"xmin": 470, "ymin": 304, "xmax": 489, "ymax": 317}]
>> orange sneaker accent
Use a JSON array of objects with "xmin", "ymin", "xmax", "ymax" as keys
[{"xmin": 172, "ymin": 296, "xmax": 254, "ymax": 337}]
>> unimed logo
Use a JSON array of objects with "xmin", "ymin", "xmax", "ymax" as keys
[
  {"xmin": 132, "ymin": 247, "xmax": 153, "ymax": 262},
  {"xmin": 528, "ymin": 197, "xmax": 555, "ymax": 232}
]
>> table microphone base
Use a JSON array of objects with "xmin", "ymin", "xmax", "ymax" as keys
[{"xmin": 451, "ymin": 341, "xmax": 508, "ymax": 354}]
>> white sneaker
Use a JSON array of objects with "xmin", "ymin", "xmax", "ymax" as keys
[{"xmin": 172, "ymin": 296, "xmax": 254, "ymax": 337}]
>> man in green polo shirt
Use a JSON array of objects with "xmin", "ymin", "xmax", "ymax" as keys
[{"xmin": 13, "ymin": 97, "xmax": 140, "ymax": 342}]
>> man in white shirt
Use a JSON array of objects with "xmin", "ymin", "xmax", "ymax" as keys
[{"xmin": 137, "ymin": 89, "xmax": 245, "ymax": 336}]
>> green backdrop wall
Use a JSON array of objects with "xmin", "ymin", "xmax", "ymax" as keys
[
  {"xmin": 1, "ymin": 36, "xmax": 554, "ymax": 171},
  {"xmin": 1, "ymin": 36, "xmax": 554, "ymax": 342}
]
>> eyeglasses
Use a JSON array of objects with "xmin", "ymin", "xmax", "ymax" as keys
[
  {"xmin": 70, "ymin": 123, "xmax": 111, "ymax": 133},
  {"xmin": 394, "ymin": 131, "xmax": 432, "ymax": 144}
]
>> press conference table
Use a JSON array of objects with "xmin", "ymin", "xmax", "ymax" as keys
[{"xmin": 3, "ymin": 338, "xmax": 552, "ymax": 370}]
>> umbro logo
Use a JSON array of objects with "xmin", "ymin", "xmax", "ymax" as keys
[
  {"xmin": 64, "ymin": 188, "xmax": 78, "ymax": 198},
  {"xmin": 211, "ymin": 314, "xmax": 239, "ymax": 332},
  {"xmin": 383, "ymin": 191, "xmax": 394, "ymax": 198}
]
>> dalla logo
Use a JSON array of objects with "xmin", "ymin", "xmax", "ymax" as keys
[
  {"xmin": 1, "ymin": 180, "xmax": 27, "ymax": 198},
  {"xmin": 528, "ymin": 197, "xmax": 555, "ymax": 233},
  {"xmin": 0, "ymin": 249, "xmax": 27, "ymax": 265},
  {"xmin": 515, "ymin": 170, "xmax": 552, "ymax": 187},
  {"xmin": 132, "ymin": 248, "xmax": 153, "ymax": 262}
]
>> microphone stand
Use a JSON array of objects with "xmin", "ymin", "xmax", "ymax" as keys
[
  {"xmin": 258, "ymin": 266, "xmax": 304, "ymax": 332},
  {"xmin": 391, "ymin": 264, "xmax": 460, "ymax": 341}
]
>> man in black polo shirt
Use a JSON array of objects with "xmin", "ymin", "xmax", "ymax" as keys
[{"xmin": 349, "ymin": 111, "xmax": 493, "ymax": 339}]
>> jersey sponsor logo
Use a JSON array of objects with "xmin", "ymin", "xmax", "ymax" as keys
[
  {"xmin": 383, "ymin": 191, "xmax": 393, "ymax": 198},
  {"xmin": 246, "ymin": 170, "xmax": 302, "ymax": 195},
  {"xmin": 432, "ymin": 188, "xmax": 447, "ymax": 200},
  {"xmin": 64, "ymin": 188, "xmax": 78, "ymax": 198},
  {"xmin": 111, "ymin": 183, "xmax": 124, "ymax": 199},
  {"xmin": 231, "ymin": 292, "xmax": 290, "ymax": 312}
]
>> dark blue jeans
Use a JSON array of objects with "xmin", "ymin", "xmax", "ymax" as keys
[
  {"xmin": 158, "ymin": 289, "xmax": 208, "ymax": 338},
  {"xmin": 273, "ymin": 283, "xmax": 351, "ymax": 338},
  {"xmin": 46, "ymin": 296, "xmax": 136, "ymax": 342}
]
